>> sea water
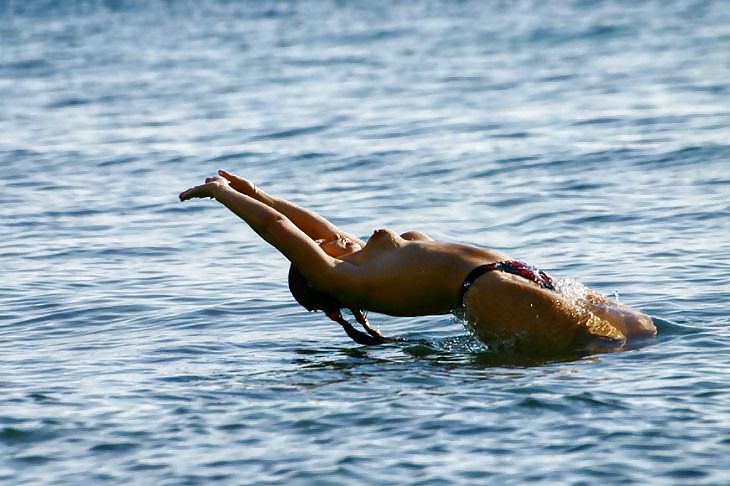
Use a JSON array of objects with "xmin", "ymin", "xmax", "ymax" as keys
[{"xmin": 1, "ymin": 1, "xmax": 729, "ymax": 484}]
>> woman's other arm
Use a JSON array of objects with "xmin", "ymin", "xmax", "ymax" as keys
[{"xmin": 218, "ymin": 170, "xmax": 362, "ymax": 244}]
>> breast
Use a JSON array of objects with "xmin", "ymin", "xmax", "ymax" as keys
[
  {"xmin": 364, "ymin": 228, "xmax": 401, "ymax": 249},
  {"xmin": 371, "ymin": 228, "xmax": 397, "ymax": 240}
]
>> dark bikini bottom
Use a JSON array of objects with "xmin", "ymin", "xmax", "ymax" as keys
[{"xmin": 458, "ymin": 260, "xmax": 555, "ymax": 308}]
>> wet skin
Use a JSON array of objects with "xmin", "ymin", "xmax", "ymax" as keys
[
  {"xmin": 326, "ymin": 227, "xmax": 509, "ymax": 316},
  {"xmin": 180, "ymin": 171, "xmax": 656, "ymax": 352}
]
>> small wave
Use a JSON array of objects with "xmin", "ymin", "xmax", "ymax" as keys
[
  {"xmin": 0, "ymin": 425, "xmax": 58, "ymax": 445},
  {"xmin": 89, "ymin": 442, "xmax": 139, "ymax": 453},
  {"xmin": 1, "ymin": 59, "xmax": 55, "ymax": 78},
  {"xmin": 45, "ymin": 97, "xmax": 90, "ymax": 109},
  {"xmin": 249, "ymin": 124, "xmax": 330, "ymax": 142}
]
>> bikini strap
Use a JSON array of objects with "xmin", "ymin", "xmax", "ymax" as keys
[
  {"xmin": 458, "ymin": 260, "xmax": 556, "ymax": 309},
  {"xmin": 458, "ymin": 262, "xmax": 500, "ymax": 308}
]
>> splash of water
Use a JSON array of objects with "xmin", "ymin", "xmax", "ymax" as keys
[{"xmin": 553, "ymin": 277, "xmax": 590, "ymax": 303}]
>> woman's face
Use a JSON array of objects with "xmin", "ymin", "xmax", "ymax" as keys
[{"xmin": 318, "ymin": 234, "xmax": 362, "ymax": 258}]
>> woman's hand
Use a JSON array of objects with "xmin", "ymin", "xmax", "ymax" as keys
[
  {"xmin": 179, "ymin": 175, "xmax": 231, "ymax": 201},
  {"xmin": 217, "ymin": 169, "xmax": 257, "ymax": 198}
]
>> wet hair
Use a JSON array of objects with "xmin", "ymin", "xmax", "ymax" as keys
[
  {"xmin": 288, "ymin": 263, "xmax": 342, "ymax": 315},
  {"xmin": 287, "ymin": 263, "xmax": 387, "ymax": 345}
]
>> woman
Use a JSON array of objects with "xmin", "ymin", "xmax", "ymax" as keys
[{"xmin": 179, "ymin": 170, "xmax": 656, "ymax": 354}]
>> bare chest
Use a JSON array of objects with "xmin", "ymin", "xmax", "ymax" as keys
[{"xmin": 345, "ymin": 241, "xmax": 508, "ymax": 315}]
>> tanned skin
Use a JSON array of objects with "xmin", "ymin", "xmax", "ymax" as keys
[{"xmin": 180, "ymin": 170, "xmax": 656, "ymax": 354}]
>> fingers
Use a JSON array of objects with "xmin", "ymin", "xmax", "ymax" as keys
[
  {"xmin": 179, "ymin": 173, "xmax": 231, "ymax": 202},
  {"xmin": 179, "ymin": 187, "xmax": 199, "ymax": 201},
  {"xmin": 218, "ymin": 170, "xmax": 247, "ymax": 190},
  {"xmin": 218, "ymin": 169, "xmax": 236, "ymax": 180},
  {"xmin": 179, "ymin": 184, "xmax": 212, "ymax": 201},
  {"xmin": 218, "ymin": 169, "xmax": 249, "ymax": 187},
  {"xmin": 217, "ymin": 169, "xmax": 255, "ymax": 196},
  {"xmin": 179, "ymin": 189, "xmax": 194, "ymax": 201}
]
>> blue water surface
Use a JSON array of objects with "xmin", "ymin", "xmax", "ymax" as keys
[{"xmin": 1, "ymin": 1, "xmax": 729, "ymax": 484}]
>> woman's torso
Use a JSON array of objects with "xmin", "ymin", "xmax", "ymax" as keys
[
  {"xmin": 340, "ymin": 229, "xmax": 508, "ymax": 316},
  {"xmin": 338, "ymin": 229, "xmax": 655, "ymax": 350}
]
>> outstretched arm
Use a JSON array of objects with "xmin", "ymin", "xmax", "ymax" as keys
[
  {"xmin": 179, "ymin": 176, "xmax": 361, "ymax": 300},
  {"xmin": 181, "ymin": 175, "xmax": 400, "ymax": 346},
  {"xmin": 217, "ymin": 170, "xmax": 363, "ymax": 245}
]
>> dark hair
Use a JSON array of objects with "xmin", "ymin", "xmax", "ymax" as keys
[
  {"xmin": 287, "ymin": 263, "xmax": 342, "ymax": 314},
  {"xmin": 287, "ymin": 263, "xmax": 386, "ymax": 345}
]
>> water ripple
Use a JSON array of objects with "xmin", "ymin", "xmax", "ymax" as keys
[{"xmin": 2, "ymin": 0, "xmax": 730, "ymax": 484}]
